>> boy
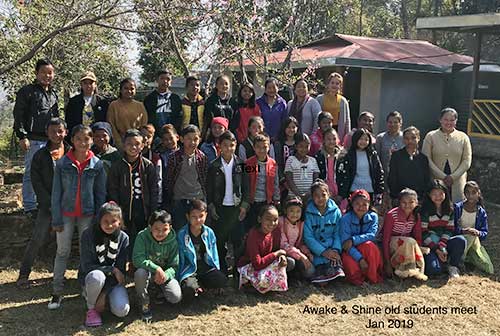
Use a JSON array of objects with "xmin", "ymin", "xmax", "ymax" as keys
[
  {"xmin": 309, "ymin": 111, "xmax": 333, "ymax": 155},
  {"xmin": 17, "ymin": 118, "xmax": 70, "ymax": 289},
  {"xmin": 107, "ymin": 129, "xmax": 158, "ymax": 253},
  {"xmin": 140, "ymin": 124, "xmax": 163, "ymax": 208},
  {"xmin": 13, "ymin": 58, "xmax": 59, "ymax": 216},
  {"xmin": 244, "ymin": 133, "xmax": 280, "ymax": 232},
  {"xmin": 181, "ymin": 76, "xmax": 205, "ymax": 130},
  {"xmin": 143, "ymin": 70, "xmax": 183, "ymax": 133},
  {"xmin": 177, "ymin": 200, "xmax": 227, "ymax": 299},
  {"xmin": 156, "ymin": 123, "xmax": 179, "ymax": 172},
  {"xmin": 207, "ymin": 131, "xmax": 249, "ymax": 274},
  {"xmin": 134, "ymin": 210, "xmax": 182, "ymax": 321},
  {"xmin": 91, "ymin": 121, "xmax": 121, "ymax": 173},
  {"xmin": 164, "ymin": 124, "xmax": 208, "ymax": 230}
]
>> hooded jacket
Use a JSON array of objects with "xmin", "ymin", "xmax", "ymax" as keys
[{"xmin": 339, "ymin": 210, "xmax": 378, "ymax": 262}]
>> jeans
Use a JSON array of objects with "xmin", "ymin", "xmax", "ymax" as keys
[
  {"xmin": 134, "ymin": 268, "xmax": 182, "ymax": 305},
  {"xmin": 22, "ymin": 140, "xmax": 46, "ymax": 212},
  {"xmin": 84, "ymin": 270, "xmax": 130, "ymax": 317},
  {"xmin": 424, "ymin": 235, "xmax": 467, "ymax": 275},
  {"xmin": 181, "ymin": 269, "xmax": 228, "ymax": 300},
  {"xmin": 52, "ymin": 216, "xmax": 93, "ymax": 294},
  {"xmin": 19, "ymin": 207, "xmax": 52, "ymax": 277}
]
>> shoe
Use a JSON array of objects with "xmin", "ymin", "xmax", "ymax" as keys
[
  {"xmin": 16, "ymin": 276, "xmax": 30, "ymax": 289},
  {"xmin": 47, "ymin": 294, "xmax": 62, "ymax": 310},
  {"xmin": 141, "ymin": 304, "xmax": 153, "ymax": 323},
  {"xmin": 448, "ymin": 266, "xmax": 460, "ymax": 278},
  {"xmin": 85, "ymin": 308, "xmax": 102, "ymax": 327}
]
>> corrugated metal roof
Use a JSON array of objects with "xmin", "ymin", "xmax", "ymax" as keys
[{"xmin": 233, "ymin": 33, "xmax": 473, "ymax": 72}]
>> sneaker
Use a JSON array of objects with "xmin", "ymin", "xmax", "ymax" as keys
[
  {"xmin": 47, "ymin": 294, "xmax": 62, "ymax": 310},
  {"xmin": 448, "ymin": 266, "xmax": 460, "ymax": 278},
  {"xmin": 141, "ymin": 304, "xmax": 153, "ymax": 323},
  {"xmin": 85, "ymin": 308, "xmax": 102, "ymax": 327}
]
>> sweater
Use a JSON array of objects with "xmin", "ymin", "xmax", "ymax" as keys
[
  {"xmin": 278, "ymin": 216, "xmax": 311, "ymax": 261},
  {"xmin": 234, "ymin": 105, "xmax": 261, "ymax": 143},
  {"xmin": 316, "ymin": 94, "xmax": 351, "ymax": 141},
  {"xmin": 177, "ymin": 224, "xmax": 220, "ymax": 281},
  {"xmin": 422, "ymin": 128, "xmax": 472, "ymax": 203},
  {"xmin": 421, "ymin": 209, "xmax": 454, "ymax": 250},
  {"xmin": 256, "ymin": 94, "xmax": 288, "ymax": 141},
  {"xmin": 132, "ymin": 227, "xmax": 179, "ymax": 280},
  {"xmin": 453, "ymin": 201, "xmax": 488, "ymax": 240},
  {"xmin": 106, "ymin": 99, "xmax": 148, "ymax": 149},
  {"xmin": 237, "ymin": 226, "xmax": 281, "ymax": 270},
  {"xmin": 286, "ymin": 96, "xmax": 321, "ymax": 135},
  {"xmin": 388, "ymin": 148, "xmax": 430, "ymax": 199},
  {"xmin": 339, "ymin": 210, "xmax": 379, "ymax": 262},
  {"xmin": 303, "ymin": 199, "xmax": 342, "ymax": 266},
  {"xmin": 382, "ymin": 207, "xmax": 422, "ymax": 262}
]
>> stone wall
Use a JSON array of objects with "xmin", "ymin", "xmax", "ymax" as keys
[{"xmin": 468, "ymin": 137, "xmax": 500, "ymax": 205}]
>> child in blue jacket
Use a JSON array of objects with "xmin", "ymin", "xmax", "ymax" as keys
[
  {"xmin": 454, "ymin": 181, "xmax": 493, "ymax": 274},
  {"xmin": 177, "ymin": 200, "xmax": 227, "ymax": 299},
  {"xmin": 304, "ymin": 179, "xmax": 345, "ymax": 284}
]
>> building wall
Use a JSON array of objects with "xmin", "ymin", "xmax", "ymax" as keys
[
  {"xmin": 360, "ymin": 69, "xmax": 383, "ymax": 133},
  {"xmin": 379, "ymin": 70, "xmax": 444, "ymax": 137}
]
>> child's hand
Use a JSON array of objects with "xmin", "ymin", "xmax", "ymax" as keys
[
  {"xmin": 322, "ymin": 249, "xmax": 340, "ymax": 262},
  {"xmin": 302, "ymin": 258, "xmax": 313, "ymax": 270},
  {"xmin": 238, "ymin": 207, "xmax": 247, "ymax": 221},
  {"xmin": 342, "ymin": 239, "xmax": 353, "ymax": 251},
  {"xmin": 470, "ymin": 228, "xmax": 481, "ymax": 236},
  {"xmin": 274, "ymin": 249, "xmax": 287, "ymax": 258},
  {"xmin": 359, "ymin": 258, "xmax": 369, "ymax": 271},
  {"xmin": 154, "ymin": 268, "xmax": 167, "ymax": 285},
  {"xmin": 278, "ymin": 255, "xmax": 287, "ymax": 268},
  {"xmin": 384, "ymin": 263, "xmax": 393, "ymax": 277},
  {"xmin": 113, "ymin": 267, "xmax": 125, "ymax": 285}
]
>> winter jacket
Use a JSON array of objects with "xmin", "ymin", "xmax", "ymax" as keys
[
  {"xmin": 256, "ymin": 94, "xmax": 287, "ymax": 141},
  {"xmin": 388, "ymin": 148, "xmax": 430, "ymax": 199},
  {"xmin": 453, "ymin": 201, "xmax": 488, "ymax": 241},
  {"xmin": 246, "ymin": 155, "xmax": 279, "ymax": 203},
  {"xmin": 107, "ymin": 156, "xmax": 158, "ymax": 223},
  {"xmin": 78, "ymin": 227, "xmax": 129, "ymax": 287},
  {"xmin": 133, "ymin": 227, "xmax": 179, "ymax": 281},
  {"xmin": 65, "ymin": 93, "xmax": 109, "ymax": 133},
  {"xmin": 92, "ymin": 145, "xmax": 121, "ymax": 174},
  {"xmin": 207, "ymin": 155, "xmax": 249, "ymax": 209},
  {"xmin": 181, "ymin": 95, "xmax": 205, "ymax": 130},
  {"xmin": 13, "ymin": 83, "xmax": 59, "ymax": 140},
  {"xmin": 177, "ymin": 224, "xmax": 220, "ymax": 281},
  {"xmin": 286, "ymin": 96, "xmax": 321, "ymax": 135},
  {"xmin": 200, "ymin": 142, "xmax": 218, "ymax": 164},
  {"xmin": 203, "ymin": 94, "xmax": 238, "ymax": 138},
  {"xmin": 303, "ymin": 198, "xmax": 342, "ymax": 266},
  {"xmin": 336, "ymin": 148, "xmax": 384, "ymax": 198},
  {"xmin": 278, "ymin": 216, "xmax": 311, "ymax": 261},
  {"xmin": 31, "ymin": 141, "xmax": 70, "ymax": 210},
  {"xmin": 51, "ymin": 151, "xmax": 106, "ymax": 228},
  {"xmin": 143, "ymin": 90, "xmax": 183, "ymax": 133},
  {"xmin": 339, "ymin": 210, "xmax": 378, "ymax": 262}
]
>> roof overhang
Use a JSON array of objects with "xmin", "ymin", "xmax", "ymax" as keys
[{"xmin": 416, "ymin": 13, "xmax": 500, "ymax": 34}]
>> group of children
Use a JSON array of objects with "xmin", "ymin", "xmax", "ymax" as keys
[{"xmin": 15, "ymin": 71, "xmax": 494, "ymax": 327}]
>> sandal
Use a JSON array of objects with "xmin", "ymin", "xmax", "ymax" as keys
[{"xmin": 16, "ymin": 276, "xmax": 30, "ymax": 289}]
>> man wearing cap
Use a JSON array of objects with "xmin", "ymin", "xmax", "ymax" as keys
[{"xmin": 65, "ymin": 71, "xmax": 109, "ymax": 136}]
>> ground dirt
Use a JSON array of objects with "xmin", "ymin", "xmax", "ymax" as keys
[{"xmin": 0, "ymin": 183, "xmax": 499, "ymax": 336}]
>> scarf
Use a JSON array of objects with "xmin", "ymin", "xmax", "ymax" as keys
[
  {"xmin": 94, "ymin": 223, "xmax": 120, "ymax": 265},
  {"xmin": 289, "ymin": 95, "xmax": 309, "ymax": 127}
]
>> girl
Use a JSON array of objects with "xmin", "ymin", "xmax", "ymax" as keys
[
  {"xmin": 421, "ymin": 180, "xmax": 466, "ymax": 278},
  {"xmin": 238, "ymin": 116, "xmax": 275, "ymax": 160},
  {"xmin": 178, "ymin": 200, "xmax": 227, "ymax": 299},
  {"xmin": 274, "ymin": 117, "xmax": 299, "ymax": 200},
  {"xmin": 340, "ymin": 190, "xmax": 383, "ymax": 285},
  {"xmin": 316, "ymin": 72, "xmax": 351, "ymax": 141},
  {"xmin": 237, "ymin": 205, "xmax": 289, "ymax": 293},
  {"xmin": 200, "ymin": 117, "xmax": 229, "ymax": 163},
  {"xmin": 284, "ymin": 133, "xmax": 320, "ymax": 202},
  {"xmin": 49, "ymin": 125, "xmax": 107, "ymax": 309},
  {"xmin": 383, "ymin": 188, "xmax": 427, "ymax": 281},
  {"xmin": 304, "ymin": 180, "xmax": 345, "ymax": 284},
  {"xmin": 315, "ymin": 127, "xmax": 342, "ymax": 202},
  {"xmin": 203, "ymin": 75, "xmax": 237, "ymax": 139},
  {"xmin": 234, "ymin": 82, "xmax": 261, "ymax": 143},
  {"xmin": 107, "ymin": 78, "xmax": 148, "ymax": 149},
  {"xmin": 279, "ymin": 197, "xmax": 315, "ymax": 279},
  {"xmin": 336, "ymin": 128, "xmax": 384, "ymax": 205},
  {"xmin": 256, "ymin": 77, "xmax": 288, "ymax": 141},
  {"xmin": 309, "ymin": 111, "xmax": 334, "ymax": 155},
  {"xmin": 79, "ymin": 202, "xmax": 130, "ymax": 327},
  {"xmin": 454, "ymin": 181, "xmax": 494, "ymax": 274},
  {"xmin": 286, "ymin": 79, "xmax": 321, "ymax": 135}
]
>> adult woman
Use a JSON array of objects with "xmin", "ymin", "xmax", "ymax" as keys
[
  {"xmin": 107, "ymin": 78, "xmax": 147, "ymax": 149},
  {"xmin": 65, "ymin": 71, "xmax": 109, "ymax": 136},
  {"xmin": 286, "ymin": 79, "xmax": 321, "ymax": 136},
  {"xmin": 422, "ymin": 108, "xmax": 472, "ymax": 203},
  {"xmin": 316, "ymin": 72, "xmax": 351, "ymax": 141},
  {"xmin": 256, "ymin": 77, "xmax": 288, "ymax": 141}
]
